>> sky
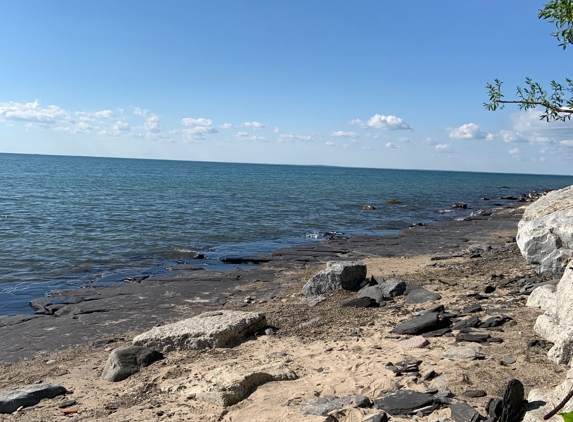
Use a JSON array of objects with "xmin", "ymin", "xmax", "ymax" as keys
[{"xmin": 0, "ymin": 0, "xmax": 572, "ymax": 175}]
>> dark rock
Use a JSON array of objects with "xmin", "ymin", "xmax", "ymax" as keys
[
  {"xmin": 422, "ymin": 370, "xmax": 439, "ymax": 381},
  {"xmin": 373, "ymin": 390, "xmax": 434, "ymax": 415},
  {"xmin": 404, "ymin": 288, "xmax": 442, "ymax": 304},
  {"xmin": 341, "ymin": 297, "xmax": 378, "ymax": 308},
  {"xmin": 357, "ymin": 285, "xmax": 385, "ymax": 304},
  {"xmin": 449, "ymin": 402, "xmax": 484, "ymax": 422},
  {"xmin": 422, "ymin": 328, "xmax": 452, "ymax": 338},
  {"xmin": 499, "ymin": 379, "xmax": 526, "ymax": 422},
  {"xmin": 354, "ymin": 395, "xmax": 372, "ymax": 408},
  {"xmin": 428, "ymin": 304, "xmax": 445, "ymax": 313},
  {"xmin": 302, "ymin": 261, "xmax": 367, "ymax": 296},
  {"xmin": 102, "ymin": 346, "xmax": 163, "ymax": 382},
  {"xmin": 362, "ymin": 412, "xmax": 388, "ymax": 422},
  {"xmin": 465, "ymin": 390, "xmax": 487, "ymax": 398},
  {"xmin": 0, "ymin": 384, "xmax": 67, "ymax": 414},
  {"xmin": 527, "ymin": 339, "xmax": 547, "ymax": 348},
  {"xmin": 462, "ymin": 304, "xmax": 483, "ymax": 314},
  {"xmin": 452, "ymin": 202, "xmax": 468, "ymax": 209},
  {"xmin": 479, "ymin": 315, "xmax": 511, "ymax": 328},
  {"xmin": 484, "ymin": 285, "xmax": 496, "ymax": 294},
  {"xmin": 456, "ymin": 332, "xmax": 490, "ymax": 343},
  {"xmin": 392, "ymin": 312, "xmax": 451, "ymax": 335},
  {"xmin": 487, "ymin": 337, "xmax": 504, "ymax": 343},
  {"xmin": 486, "ymin": 398, "xmax": 503, "ymax": 418},
  {"xmin": 452, "ymin": 315, "xmax": 480, "ymax": 330},
  {"xmin": 381, "ymin": 278, "xmax": 407, "ymax": 298},
  {"xmin": 468, "ymin": 244, "xmax": 493, "ymax": 254}
]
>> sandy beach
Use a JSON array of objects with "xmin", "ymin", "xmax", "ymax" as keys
[{"xmin": 0, "ymin": 207, "xmax": 566, "ymax": 421}]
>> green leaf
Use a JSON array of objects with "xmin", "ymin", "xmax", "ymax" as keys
[{"xmin": 560, "ymin": 411, "xmax": 573, "ymax": 422}]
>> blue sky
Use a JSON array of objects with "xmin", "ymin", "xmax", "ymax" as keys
[{"xmin": 1, "ymin": 0, "xmax": 572, "ymax": 174}]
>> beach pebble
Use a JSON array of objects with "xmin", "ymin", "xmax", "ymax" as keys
[
  {"xmin": 46, "ymin": 360, "xmax": 56, "ymax": 365},
  {"xmin": 58, "ymin": 399, "xmax": 76, "ymax": 409},
  {"xmin": 464, "ymin": 390, "xmax": 487, "ymax": 398},
  {"xmin": 395, "ymin": 335, "xmax": 429, "ymax": 349},
  {"xmin": 502, "ymin": 357, "xmax": 516, "ymax": 365}
]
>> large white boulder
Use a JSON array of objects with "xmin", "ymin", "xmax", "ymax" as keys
[
  {"xmin": 527, "ymin": 262, "xmax": 573, "ymax": 364},
  {"xmin": 302, "ymin": 261, "xmax": 366, "ymax": 296},
  {"xmin": 517, "ymin": 185, "xmax": 573, "ymax": 275}
]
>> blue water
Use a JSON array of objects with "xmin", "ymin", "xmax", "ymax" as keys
[{"xmin": 1, "ymin": 153, "xmax": 573, "ymax": 316}]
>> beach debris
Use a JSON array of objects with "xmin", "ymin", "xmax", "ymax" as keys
[
  {"xmin": 197, "ymin": 363, "xmax": 297, "ymax": 407},
  {"xmin": 0, "ymin": 384, "xmax": 67, "ymax": 414},
  {"xmin": 404, "ymin": 287, "xmax": 442, "ymax": 304},
  {"xmin": 102, "ymin": 346, "xmax": 163, "ymax": 382},
  {"xmin": 517, "ymin": 184, "xmax": 573, "ymax": 276},
  {"xmin": 132, "ymin": 310, "xmax": 267, "ymax": 352},
  {"xmin": 373, "ymin": 390, "xmax": 435, "ymax": 416},
  {"xmin": 302, "ymin": 261, "xmax": 366, "ymax": 296}
]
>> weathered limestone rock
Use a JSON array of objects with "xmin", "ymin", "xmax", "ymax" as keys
[
  {"xmin": 523, "ymin": 365, "xmax": 573, "ymax": 421},
  {"xmin": 517, "ymin": 185, "xmax": 573, "ymax": 275},
  {"xmin": 196, "ymin": 363, "xmax": 297, "ymax": 406},
  {"xmin": 302, "ymin": 261, "xmax": 366, "ymax": 296},
  {"xmin": 102, "ymin": 346, "xmax": 163, "ymax": 382},
  {"xmin": 133, "ymin": 310, "xmax": 267, "ymax": 352},
  {"xmin": 527, "ymin": 262, "xmax": 573, "ymax": 364},
  {"xmin": 0, "ymin": 384, "xmax": 67, "ymax": 414}
]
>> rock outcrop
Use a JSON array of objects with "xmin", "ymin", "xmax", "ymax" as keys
[
  {"xmin": 517, "ymin": 185, "xmax": 573, "ymax": 275},
  {"xmin": 527, "ymin": 262, "xmax": 573, "ymax": 364},
  {"xmin": 302, "ymin": 261, "xmax": 366, "ymax": 296},
  {"xmin": 133, "ymin": 310, "xmax": 267, "ymax": 353}
]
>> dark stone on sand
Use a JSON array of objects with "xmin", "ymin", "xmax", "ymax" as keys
[
  {"xmin": 341, "ymin": 297, "xmax": 378, "ymax": 308},
  {"xmin": 486, "ymin": 398, "xmax": 503, "ymax": 418},
  {"xmin": 102, "ymin": 346, "xmax": 163, "ymax": 382},
  {"xmin": 373, "ymin": 390, "xmax": 434, "ymax": 415},
  {"xmin": 0, "ymin": 384, "xmax": 67, "ymax": 414},
  {"xmin": 479, "ymin": 315, "xmax": 511, "ymax": 328},
  {"xmin": 393, "ymin": 312, "xmax": 451, "ymax": 335},
  {"xmin": 404, "ymin": 288, "xmax": 442, "ymax": 304},
  {"xmin": 449, "ymin": 402, "xmax": 483, "ymax": 422},
  {"xmin": 58, "ymin": 399, "xmax": 76, "ymax": 408},
  {"xmin": 362, "ymin": 412, "xmax": 388, "ymax": 422},
  {"xmin": 422, "ymin": 328, "xmax": 452, "ymax": 337},
  {"xmin": 452, "ymin": 315, "xmax": 480, "ymax": 330},
  {"xmin": 462, "ymin": 304, "xmax": 483, "ymax": 314},
  {"xmin": 499, "ymin": 379, "xmax": 526, "ymax": 422},
  {"xmin": 456, "ymin": 332, "xmax": 490, "ymax": 343},
  {"xmin": 300, "ymin": 394, "xmax": 367, "ymax": 416},
  {"xmin": 484, "ymin": 285, "xmax": 496, "ymax": 294},
  {"xmin": 465, "ymin": 390, "xmax": 487, "ymax": 398}
]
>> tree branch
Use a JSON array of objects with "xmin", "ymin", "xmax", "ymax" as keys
[{"xmin": 495, "ymin": 100, "xmax": 573, "ymax": 114}]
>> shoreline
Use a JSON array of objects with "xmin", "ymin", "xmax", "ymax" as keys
[{"xmin": 1, "ymin": 204, "xmax": 565, "ymax": 421}]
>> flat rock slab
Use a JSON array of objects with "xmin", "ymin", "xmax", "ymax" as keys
[
  {"xmin": 132, "ymin": 310, "xmax": 267, "ymax": 352},
  {"xmin": 102, "ymin": 346, "xmax": 163, "ymax": 382},
  {"xmin": 373, "ymin": 390, "xmax": 434, "ymax": 415},
  {"xmin": 449, "ymin": 402, "xmax": 482, "ymax": 422},
  {"xmin": 392, "ymin": 312, "xmax": 450, "ymax": 335},
  {"xmin": 443, "ymin": 345, "xmax": 483, "ymax": 360},
  {"xmin": 396, "ymin": 335, "xmax": 429, "ymax": 349},
  {"xmin": 404, "ymin": 287, "xmax": 442, "ymax": 304},
  {"xmin": 197, "ymin": 363, "xmax": 297, "ymax": 407},
  {"xmin": 0, "ymin": 384, "xmax": 67, "ymax": 414}
]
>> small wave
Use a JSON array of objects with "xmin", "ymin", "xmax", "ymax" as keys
[
  {"xmin": 437, "ymin": 209, "xmax": 454, "ymax": 214},
  {"xmin": 173, "ymin": 247, "xmax": 196, "ymax": 256},
  {"xmin": 305, "ymin": 230, "xmax": 320, "ymax": 239}
]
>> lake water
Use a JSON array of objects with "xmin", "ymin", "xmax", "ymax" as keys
[{"xmin": 1, "ymin": 153, "xmax": 572, "ymax": 316}]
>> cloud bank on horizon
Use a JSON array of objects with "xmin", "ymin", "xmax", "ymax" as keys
[{"xmin": 0, "ymin": 1, "xmax": 572, "ymax": 175}]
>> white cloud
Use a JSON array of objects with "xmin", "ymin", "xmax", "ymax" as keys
[
  {"xmin": 144, "ymin": 115, "xmax": 161, "ymax": 133},
  {"xmin": 98, "ymin": 130, "xmax": 110, "ymax": 136},
  {"xmin": 447, "ymin": 123, "xmax": 493, "ymax": 140},
  {"xmin": 350, "ymin": 114, "xmax": 411, "ymax": 130},
  {"xmin": 325, "ymin": 141, "xmax": 335, "ymax": 146},
  {"xmin": 220, "ymin": 122, "xmax": 232, "ymax": 129},
  {"xmin": 385, "ymin": 142, "xmax": 399, "ymax": 150},
  {"xmin": 94, "ymin": 110, "xmax": 115, "ymax": 119},
  {"xmin": 112, "ymin": 120, "xmax": 130, "ymax": 132},
  {"xmin": 435, "ymin": 143, "xmax": 454, "ymax": 153},
  {"xmin": 561, "ymin": 140, "xmax": 573, "ymax": 147},
  {"xmin": 133, "ymin": 107, "xmax": 149, "ymax": 117},
  {"xmin": 55, "ymin": 121, "xmax": 94, "ymax": 134},
  {"xmin": 398, "ymin": 137, "xmax": 411, "ymax": 143},
  {"xmin": 509, "ymin": 148, "xmax": 520, "ymax": 155},
  {"xmin": 278, "ymin": 133, "xmax": 313, "ymax": 143},
  {"xmin": 331, "ymin": 131, "xmax": 358, "ymax": 138},
  {"xmin": 0, "ymin": 100, "xmax": 71, "ymax": 124},
  {"xmin": 181, "ymin": 117, "xmax": 218, "ymax": 140},
  {"xmin": 242, "ymin": 121, "xmax": 265, "ymax": 130},
  {"xmin": 273, "ymin": 127, "xmax": 280, "ymax": 133},
  {"xmin": 499, "ymin": 130, "xmax": 528, "ymax": 143}
]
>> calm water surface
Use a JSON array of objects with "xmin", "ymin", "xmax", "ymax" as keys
[{"xmin": 1, "ymin": 153, "xmax": 572, "ymax": 315}]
